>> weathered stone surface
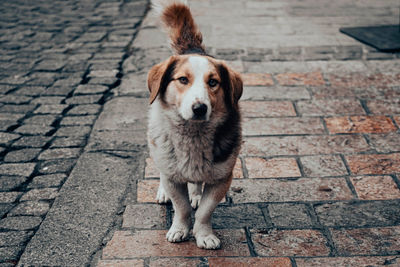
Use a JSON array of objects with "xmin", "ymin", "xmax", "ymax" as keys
[
  {"xmin": 0, "ymin": 216, "xmax": 42, "ymax": 230},
  {"xmin": 213, "ymin": 204, "xmax": 267, "ymax": 229},
  {"xmin": 122, "ymin": 204, "xmax": 167, "ymax": 229},
  {"xmin": 267, "ymin": 203, "xmax": 313, "ymax": 228}
]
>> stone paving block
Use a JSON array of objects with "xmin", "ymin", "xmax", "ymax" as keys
[
  {"xmin": 346, "ymin": 153, "xmax": 400, "ymax": 175},
  {"xmin": 97, "ymin": 260, "xmax": 144, "ymax": 267},
  {"xmin": 31, "ymin": 96, "xmax": 64, "ymax": 105},
  {"xmin": 0, "ymin": 192, "xmax": 21, "ymax": 203},
  {"xmin": 60, "ymin": 115, "xmax": 96, "ymax": 126},
  {"xmin": 86, "ymin": 129, "xmax": 146, "ymax": 151},
  {"xmin": 11, "ymin": 136, "xmax": 51, "ymax": 148},
  {"xmin": 74, "ymin": 84, "xmax": 108, "ymax": 95},
  {"xmin": 122, "ymin": 204, "xmax": 167, "ymax": 229},
  {"xmin": 300, "ymin": 155, "xmax": 348, "ymax": 177},
  {"xmin": 44, "ymin": 86, "xmax": 75, "ymax": 96},
  {"xmin": 240, "ymin": 101, "xmax": 296, "ymax": 117},
  {"xmin": 0, "ymin": 163, "xmax": 35, "ymax": 177},
  {"xmin": 0, "ymin": 95, "xmax": 32, "ymax": 104},
  {"xmin": 20, "ymin": 188, "xmax": 59, "ymax": 201},
  {"xmin": 267, "ymin": 203, "xmax": 313, "ymax": 228},
  {"xmin": 0, "ymin": 246, "xmax": 22, "ymax": 262},
  {"xmin": 38, "ymin": 148, "xmax": 81, "ymax": 160},
  {"xmin": 310, "ymin": 85, "xmax": 380, "ymax": 99},
  {"xmin": 149, "ymin": 258, "xmax": 200, "ymax": 267},
  {"xmin": 296, "ymin": 99, "xmax": 365, "ymax": 116},
  {"xmin": 245, "ymin": 157, "xmax": 300, "ymax": 178},
  {"xmin": 0, "ymin": 203, "xmax": 14, "ymax": 218},
  {"xmin": 37, "ymin": 159, "xmax": 76, "ymax": 174},
  {"xmin": 24, "ymin": 114, "xmax": 59, "ymax": 125},
  {"xmin": 137, "ymin": 180, "xmax": 159, "ymax": 203},
  {"xmin": 314, "ymin": 200, "xmax": 400, "ymax": 227},
  {"xmin": 368, "ymin": 133, "xmax": 400, "ymax": 153},
  {"xmin": 144, "ymin": 158, "xmax": 159, "ymax": 178},
  {"xmin": 250, "ymin": 229, "xmax": 330, "ymax": 256},
  {"xmin": 213, "ymin": 204, "xmax": 267, "ymax": 229},
  {"xmin": 325, "ymin": 116, "xmax": 397, "ymax": 134},
  {"xmin": 241, "ymin": 135, "xmax": 369, "ymax": 157},
  {"xmin": 350, "ymin": 176, "xmax": 400, "ymax": 200},
  {"xmin": 50, "ymin": 137, "xmax": 86, "ymax": 148},
  {"xmin": 243, "ymin": 117, "xmax": 325, "ymax": 136},
  {"xmin": 208, "ymin": 257, "xmax": 291, "ymax": 267},
  {"xmin": 244, "ymin": 61, "xmax": 311, "ymax": 74},
  {"xmin": 367, "ymin": 100, "xmax": 400, "ymax": 115},
  {"xmin": 67, "ymin": 104, "xmax": 101, "ymax": 115},
  {"xmin": 0, "ymin": 216, "xmax": 42, "ymax": 230},
  {"xmin": 0, "ymin": 231, "xmax": 33, "ymax": 246},
  {"xmin": 296, "ymin": 256, "xmax": 400, "ymax": 267},
  {"xmin": 8, "ymin": 201, "xmax": 50, "ymax": 216},
  {"xmin": 4, "ymin": 148, "xmax": 41, "ymax": 162},
  {"xmin": 14, "ymin": 124, "xmax": 54, "ymax": 135},
  {"xmin": 0, "ymin": 104, "xmax": 37, "ymax": 114},
  {"xmin": 275, "ymin": 72, "xmax": 325, "ymax": 86},
  {"xmin": 331, "ymin": 226, "xmax": 400, "ymax": 256},
  {"xmin": 0, "ymin": 176, "xmax": 28, "ymax": 191},
  {"xmin": 28, "ymin": 174, "xmax": 67, "ymax": 188},
  {"xmin": 33, "ymin": 104, "xmax": 68, "ymax": 114},
  {"xmin": 65, "ymin": 95, "xmax": 102, "ymax": 105},
  {"xmin": 54, "ymin": 126, "xmax": 91, "ymax": 138},
  {"xmin": 241, "ymin": 73, "xmax": 274, "ymax": 86},
  {"xmin": 241, "ymin": 86, "xmax": 310, "ymax": 100},
  {"xmin": 229, "ymin": 178, "xmax": 353, "ymax": 203},
  {"xmin": 328, "ymin": 73, "xmax": 400, "ymax": 88},
  {"xmin": 0, "ymin": 132, "xmax": 20, "ymax": 145},
  {"xmin": 102, "ymin": 229, "xmax": 249, "ymax": 258},
  {"xmin": 233, "ymin": 158, "xmax": 243, "ymax": 178}
]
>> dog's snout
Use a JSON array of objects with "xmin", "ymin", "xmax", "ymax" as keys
[{"xmin": 192, "ymin": 103, "xmax": 207, "ymax": 118}]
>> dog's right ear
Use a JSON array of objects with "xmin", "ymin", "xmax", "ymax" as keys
[{"xmin": 147, "ymin": 56, "xmax": 177, "ymax": 104}]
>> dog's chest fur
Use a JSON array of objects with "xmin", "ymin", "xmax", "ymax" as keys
[{"xmin": 148, "ymin": 102, "xmax": 234, "ymax": 184}]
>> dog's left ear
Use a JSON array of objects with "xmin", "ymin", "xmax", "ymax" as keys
[
  {"xmin": 218, "ymin": 63, "xmax": 243, "ymax": 110},
  {"xmin": 147, "ymin": 56, "xmax": 177, "ymax": 104}
]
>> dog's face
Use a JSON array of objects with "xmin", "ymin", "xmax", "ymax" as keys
[{"xmin": 148, "ymin": 55, "xmax": 242, "ymax": 121}]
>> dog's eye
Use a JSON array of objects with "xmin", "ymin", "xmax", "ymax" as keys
[
  {"xmin": 208, "ymin": 79, "xmax": 218, "ymax": 88},
  {"xmin": 178, "ymin": 77, "xmax": 189, "ymax": 85}
]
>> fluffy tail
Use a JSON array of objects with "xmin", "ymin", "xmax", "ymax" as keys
[{"xmin": 152, "ymin": 0, "xmax": 205, "ymax": 55}]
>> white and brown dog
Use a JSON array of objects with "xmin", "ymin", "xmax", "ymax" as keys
[{"xmin": 147, "ymin": 0, "xmax": 242, "ymax": 249}]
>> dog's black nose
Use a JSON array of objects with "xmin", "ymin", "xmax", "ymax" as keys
[{"xmin": 192, "ymin": 103, "xmax": 207, "ymax": 118}]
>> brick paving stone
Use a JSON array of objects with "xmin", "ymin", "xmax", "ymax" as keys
[
  {"xmin": 0, "ymin": 132, "xmax": 20, "ymax": 145},
  {"xmin": 213, "ymin": 204, "xmax": 267, "ymax": 229},
  {"xmin": 346, "ymin": 153, "xmax": 400, "ymax": 175},
  {"xmin": 74, "ymin": 84, "xmax": 108, "ymax": 95},
  {"xmin": 137, "ymin": 180, "xmax": 159, "ymax": 203},
  {"xmin": 4, "ymin": 148, "xmax": 41, "ymax": 162},
  {"xmin": 245, "ymin": 157, "xmax": 300, "ymax": 178},
  {"xmin": 367, "ymin": 100, "xmax": 400, "ymax": 115},
  {"xmin": 368, "ymin": 133, "xmax": 400, "ymax": 153},
  {"xmin": 60, "ymin": 116, "xmax": 97, "ymax": 126},
  {"xmin": 97, "ymin": 259, "xmax": 144, "ymax": 267},
  {"xmin": 37, "ymin": 159, "xmax": 76, "ymax": 174},
  {"xmin": 241, "ymin": 86, "xmax": 310, "ymax": 100},
  {"xmin": 331, "ymin": 226, "xmax": 400, "ymax": 256},
  {"xmin": 314, "ymin": 200, "xmax": 400, "ymax": 227},
  {"xmin": 0, "ymin": 216, "xmax": 42, "ymax": 230},
  {"xmin": 50, "ymin": 137, "xmax": 86, "ymax": 148},
  {"xmin": 275, "ymin": 72, "xmax": 325, "ymax": 86},
  {"xmin": 240, "ymin": 101, "xmax": 296, "ymax": 117},
  {"xmin": 67, "ymin": 104, "xmax": 101, "ymax": 115},
  {"xmin": 8, "ymin": 201, "xmax": 50, "ymax": 216},
  {"xmin": 0, "ymin": 163, "xmax": 35, "ymax": 177},
  {"xmin": 14, "ymin": 86, "xmax": 46, "ymax": 96},
  {"xmin": 149, "ymin": 258, "xmax": 200, "ymax": 267},
  {"xmin": 11, "ymin": 136, "xmax": 51, "ymax": 148},
  {"xmin": 44, "ymin": 86, "xmax": 75, "ymax": 96},
  {"xmin": 0, "ymin": 176, "xmax": 28, "ymax": 191},
  {"xmin": 14, "ymin": 124, "xmax": 54, "ymax": 135},
  {"xmin": 0, "ymin": 192, "xmax": 21, "ymax": 203},
  {"xmin": 38, "ymin": 148, "xmax": 81, "ymax": 160},
  {"xmin": 241, "ymin": 73, "xmax": 274, "ymax": 86},
  {"xmin": 325, "ymin": 116, "xmax": 397, "ymax": 134},
  {"xmin": 0, "ymin": 231, "xmax": 33, "ymax": 246},
  {"xmin": 328, "ymin": 73, "xmax": 400, "ymax": 88},
  {"xmin": 350, "ymin": 176, "xmax": 400, "ymax": 200},
  {"xmin": 0, "ymin": 104, "xmax": 37, "ymax": 114},
  {"xmin": 65, "ymin": 95, "xmax": 102, "ymax": 105},
  {"xmin": 33, "ymin": 104, "xmax": 68, "ymax": 114},
  {"xmin": 0, "ymin": 95, "xmax": 32, "ymax": 105},
  {"xmin": 102, "ymin": 229, "xmax": 249, "ymax": 258},
  {"xmin": 54, "ymin": 126, "xmax": 91, "ymax": 137},
  {"xmin": 296, "ymin": 99, "xmax": 365, "ymax": 116},
  {"xmin": 20, "ymin": 188, "xmax": 59, "ymax": 201},
  {"xmin": 122, "ymin": 204, "xmax": 167, "ymax": 229},
  {"xmin": 233, "ymin": 158, "xmax": 243, "ymax": 178},
  {"xmin": 250, "ymin": 229, "xmax": 330, "ymax": 256},
  {"xmin": 310, "ymin": 85, "xmax": 381, "ymax": 99},
  {"xmin": 229, "ymin": 178, "xmax": 353, "ymax": 203},
  {"xmin": 31, "ymin": 96, "xmax": 64, "ymax": 105},
  {"xmin": 24, "ymin": 114, "xmax": 59, "ymax": 126},
  {"xmin": 267, "ymin": 203, "xmax": 313, "ymax": 228},
  {"xmin": 243, "ymin": 117, "xmax": 324, "ymax": 136},
  {"xmin": 208, "ymin": 257, "xmax": 292, "ymax": 267},
  {"xmin": 300, "ymin": 155, "xmax": 348, "ymax": 177},
  {"xmin": 28, "ymin": 173, "xmax": 67, "ymax": 188},
  {"xmin": 296, "ymin": 256, "xmax": 400, "ymax": 267},
  {"xmin": 241, "ymin": 135, "xmax": 369, "ymax": 157}
]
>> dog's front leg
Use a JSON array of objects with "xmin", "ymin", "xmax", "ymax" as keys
[
  {"xmin": 193, "ymin": 174, "xmax": 232, "ymax": 249},
  {"xmin": 161, "ymin": 174, "xmax": 192, "ymax": 243}
]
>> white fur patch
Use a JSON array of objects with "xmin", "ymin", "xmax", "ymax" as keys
[{"xmin": 179, "ymin": 56, "xmax": 212, "ymax": 120}]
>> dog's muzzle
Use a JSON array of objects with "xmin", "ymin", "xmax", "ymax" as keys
[{"xmin": 192, "ymin": 102, "xmax": 208, "ymax": 120}]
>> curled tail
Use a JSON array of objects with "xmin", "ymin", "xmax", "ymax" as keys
[{"xmin": 152, "ymin": 0, "xmax": 205, "ymax": 55}]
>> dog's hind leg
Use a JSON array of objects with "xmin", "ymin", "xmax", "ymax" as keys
[
  {"xmin": 162, "ymin": 174, "xmax": 192, "ymax": 243},
  {"xmin": 188, "ymin": 182, "xmax": 202, "ymax": 209},
  {"xmin": 193, "ymin": 174, "xmax": 232, "ymax": 249}
]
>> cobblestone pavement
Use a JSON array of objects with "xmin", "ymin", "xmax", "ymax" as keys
[{"xmin": 1, "ymin": 0, "xmax": 400, "ymax": 266}]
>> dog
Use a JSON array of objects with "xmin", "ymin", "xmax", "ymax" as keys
[{"xmin": 147, "ymin": 0, "xmax": 243, "ymax": 249}]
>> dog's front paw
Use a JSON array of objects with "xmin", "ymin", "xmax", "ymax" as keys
[
  {"xmin": 189, "ymin": 194, "xmax": 201, "ymax": 209},
  {"xmin": 156, "ymin": 184, "xmax": 170, "ymax": 204},
  {"xmin": 166, "ymin": 224, "xmax": 189, "ymax": 243},
  {"xmin": 195, "ymin": 233, "xmax": 221, "ymax": 249}
]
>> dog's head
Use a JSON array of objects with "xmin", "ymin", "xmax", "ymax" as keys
[{"xmin": 148, "ymin": 54, "xmax": 242, "ymax": 121}]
